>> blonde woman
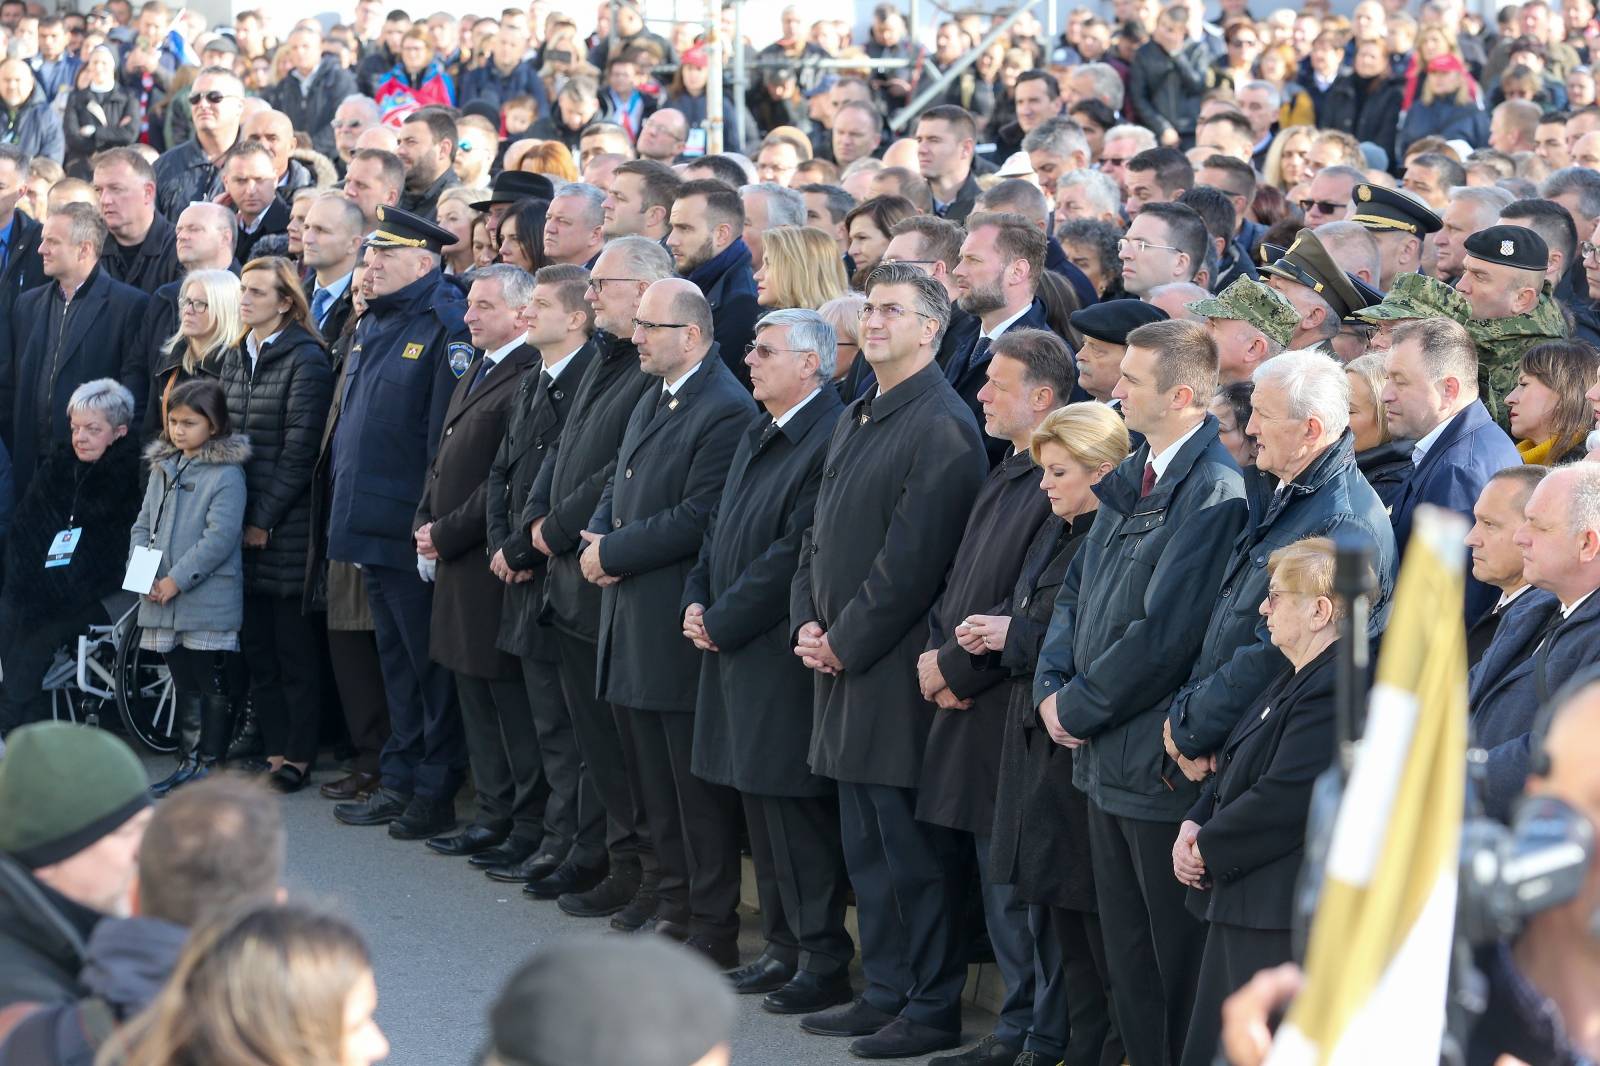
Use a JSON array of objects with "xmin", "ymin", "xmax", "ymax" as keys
[
  {"xmin": 753, "ymin": 226, "xmax": 850, "ymax": 310},
  {"xmin": 1261, "ymin": 124, "xmax": 1316, "ymax": 191},
  {"xmin": 436, "ymin": 185, "xmax": 485, "ymax": 275},
  {"xmin": 104, "ymin": 903, "xmax": 389, "ymax": 1066},
  {"xmin": 146, "ymin": 269, "xmax": 242, "ymax": 439},
  {"xmin": 1345, "ymin": 352, "xmax": 1410, "ymax": 508}
]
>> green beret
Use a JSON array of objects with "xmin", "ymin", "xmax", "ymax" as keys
[{"xmin": 0, "ymin": 723, "xmax": 149, "ymax": 868}]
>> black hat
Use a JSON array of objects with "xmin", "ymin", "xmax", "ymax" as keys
[
  {"xmin": 1069, "ymin": 299, "xmax": 1169, "ymax": 346},
  {"xmin": 1259, "ymin": 229, "xmax": 1369, "ymax": 322},
  {"xmin": 1463, "ymin": 224, "xmax": 1549, "ymax": 272},
  {"xmin": 1350, "ymin": 183, "xmax": 1441, "ymax": 237},
  {"xmin": 1344, "ymin": 274, "xmax": 1386, "ymax": 324},
  {"xmin": 461, "ymin": 100, "xmax": 501, "ymax": 127},
  {"xmin": 469, "ymin": 169, "xmax": 556, "ymax": 211},
  {"xmin": 364, "ymin": 204, "xmax": 458, "ymax": 253}
]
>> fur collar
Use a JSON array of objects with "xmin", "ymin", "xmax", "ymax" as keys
[{"xmin": 143, "ymin": 433, "xmax": 252, "ymax": 467}]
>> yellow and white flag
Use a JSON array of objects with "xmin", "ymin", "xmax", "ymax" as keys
[{"xmin": 1266, "ymin": 505, "xmax": 1469, "ymax": 1066}]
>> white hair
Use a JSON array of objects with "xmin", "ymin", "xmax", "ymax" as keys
[
  {"xmin": 1058, "ymin": 168, "xmax": 1121, "ymax": 216},
  {"xmin": 1241, "ymin": 80, "xmax": 1282, "ymax": 109},
  {"xmin": 1253, "ymin": 349, "xmax": 1352, "ymax": 438},
  {"xmin": 1071, "ymin": 63, "xmax": 1125, "ymax": 111},
  {"xmin": 755, "ymin": 307, "xmax": 837, "ymax": 382},
  {"xmin": 1103, "ymin": 124, "xmax": 1157, "ymax": 152}
]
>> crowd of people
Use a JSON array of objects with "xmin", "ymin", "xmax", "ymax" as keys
[{"xmin": 0, "ymin": 0, "xmax": 1596, "ymax": 1063}]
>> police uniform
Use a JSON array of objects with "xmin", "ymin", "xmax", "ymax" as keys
[
  {"xmin": 1350, "ymin": 183, "xmax": 1441, "ymax": 289},
  {"xmin": 328, "ymin": 206, "xmax": 475, "ymax": 823}
]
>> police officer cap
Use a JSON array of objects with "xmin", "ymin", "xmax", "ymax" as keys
[
  {"xmin": 1345, "ymin": 274, "xmax": 1386, "ymax": 324},
  {"xmin": 1259, "ymin": 229, "xmax": 1369, "ymax": 322},
  {"xmin": 364, "ymin": 204, "xmax": 458, "ymax": 253},
  {"xmin": 1463, "ymin": 224, "xmax": 1549, "ymax": 272},
  {"xmin": 469, "ymin": 169, "xmax": 556, "ymax": 211},
  {"xmin": 1068, "ymin": 299, "xmax": 1169, "ymax": 346},
  {"xmin": 1350, "ymin": 183, "xmax": 1442, "ymax": 237}
]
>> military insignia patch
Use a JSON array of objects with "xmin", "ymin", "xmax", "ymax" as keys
[
  {"xmin": 1501, "ymin": 240, "xmax": 1515, "ymax": 257},
  {"xmin": 1357, "ymin": 184, "xmax": 1371, "ymax": 201},
  {"xmin": 448, "ymin": 343, "xmax": 473, "ymax": 377},
  {"xmin": 401, "ymin": 342, "xmax": 424, "ymax": 360}
]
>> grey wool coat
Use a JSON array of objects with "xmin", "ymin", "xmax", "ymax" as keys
[{"xmin": 130, "ymin": 434, "xmax": 249, "ymax": 634}]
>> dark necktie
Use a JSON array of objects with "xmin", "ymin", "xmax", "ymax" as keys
[
  {"xmin": 538, "ymin": 370, "xmax": 554, "ymax": 396},
  {"xmin": 468, "ymin": 357, "xmax": 494, "ymax": 394},
  {"xmin": 311, "ymin": 286, "xmax": 333, "ymax": 326},
  {"xmin": 1140, "ymin": 461, "xmax": 1157, "ymax": 497},
  {"xmin": 948, "ymin": 334, "xmax": 990, "ymax": 385},
  {"xmin": 656, "ymin": 387, "xmax": 672, "ymax": 411},
  {"xmin": 758, "ymin": 418, "xmax": 780, "ymax": 449}
]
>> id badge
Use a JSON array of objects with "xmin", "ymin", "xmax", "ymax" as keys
[
  {"xmin": 45, "ymin": 527, "xmax": 82, "ymax": 569},
  {"xmin": 123, "ymin": 546, "xmax": 163, "ymax": 594}
]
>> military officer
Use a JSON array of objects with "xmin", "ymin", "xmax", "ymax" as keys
[
  {"xmin": 1185, "ymin": 277, "xmax": 1300, "ymax": 384},
  {"xmin": 1349, "ymin": 182, "xmax": 1442, "ymax": 290},
  {"xmin": 1351, "ymin": 271, "xmax": 1473, "ymax": 352},
  {"xmin": 1258, "ymin": 230, "xmax": 1378, "ymax": 355},
  {"xmin": 329, "ymin": 205, "xmax": 475, "ymax": 840}
]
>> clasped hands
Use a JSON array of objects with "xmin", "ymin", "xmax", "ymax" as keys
[
  {"xmin": 793, "ymin": 621, "xmax": 843, "ymax": 675},
  {"xmin": 682, "ymin": 603, "xmax": 718, "ymax": 652},
  {"xmin": 578, "ymin": 530, "xmax": 619, "ymax": 586},
  {"xmin": 489, "ymin": 549, "xmax": 534, "ymax": 584},
  {"xmin": 1163, "ymin": 717, "xmax": 1216, "ymax": 782},
  {"xmin": 916, "ymin": 650, "xmax": 971, "ymax": 710},
  {"xmin": 1172, "ymin": 818, "xmax": 1207, "ymax": 889}
]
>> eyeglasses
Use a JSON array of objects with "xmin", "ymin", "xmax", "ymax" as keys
[
  {"xmin": 587, "ymin": 277, "xmax": 640, "ymax": 293},
  {"xmin": 1098, "ymin": 156, "xmax": 1131, "ymax": 168},
  {"xmin": 1229, "ymin": 37, "xmax": 1260, "ymax": 47},
  {"xmin": 1584, "ymin": 241, "xmax": 1600, "ymax": 262},
  {"xmin": 179, "ymin": 298, "xmax": 209, "ymax": 312},
  {"xmin": 189, "ymin": 90, "xmax": 240, "ymax": 107},
  {"xmin": 1117, "ymin": 236, "xmax": 1181, "ymax": 255},
  {"xmin": 632, "ymin": 318, "xmax": 691, "ymax": 332},
  {"xmin": 1298, "ymin": 198, "xmax": 1347, "ymax": 215},
  {"xmin": 1265, "ymin": 586, "xmax": 1293, "ymax": 608},
  {"xmin": 857, "ymin": 302, "xmax": 933, "ymax": 322},
  {"xmin": 745, "ymin": 342, "xmax": 814, "ymax": 359},
  {"xmin": 882, "ymin": 258, "xmax": 939, "ymax": 268},
  {"xmin": 333, "ymin": 119, "xmax": 367, "ymax": 130}
]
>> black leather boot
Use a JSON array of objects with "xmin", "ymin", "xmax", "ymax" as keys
[
  {"xmin": 191, "ymin": 692, "xmax": 234, "ymax": 783},
  {"xmin": 225, "ymin": 696, "xmax": 265, "ymax": 770},
  {"xmin": 149, "ymin": 693, "xmax": 203, "ymax": 797}
]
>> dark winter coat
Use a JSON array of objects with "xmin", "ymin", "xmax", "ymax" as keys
[
  {"xmin": 791, "ymin": 361, "xmax": 988, "ymax": 787},
  {"xmin": 266, "ymin": 55, "xmax": 358, "ymax": 160},
  {"xmin": 682, "ymin": 239, "xmax": 760, "ymax": 391},
  {"xmin": 219, "ymin": 323, "xmax": 334, "ymax": 598},
  {"xmin": 100, "ymin": 211, "xmax": 180, "ymax": 296},
  {"xmin": 1320, "ymin": 72, "xmax": 1405, "ymax": 159},
  {"xmin": 0, "ymin": 854, "xmax": 101, "ymax": 1009},
  {"xmin": 665, "ymin": 90, "xmax": 758, "ymax": 155},
  {"xmin": 0, "ymin": 85, "xmax": 64, "ymax": 161},
  {"xmin": 63, "ymin": 84, "xmax": 137, "ymax": 176},
  {"xmin": 1356, "ymin": 437, "xmax": 1416, "ymax": 512},
  {"xmin": 235, "ymin": 196, "xmax": 291, "ymax": 265},
  {"xmin": 1129, "ymin": 38, "xmax": 1212, "ymax": 141},
  {"xmin": 152, "ymin": 138, "xmax": 226, "ymax": 222},
  {"xmin": 591, "ymin": 353, "xmax": 756, "ymax": 711},
  {"xmin": 686, "ymin": 388, "xmax": 844, "ymax": 796},
  {"xmin": 1398, "ymin": 96, "xmax": 1489, "ymax": 158},
  {"xmin": 459, "ymin": 58, "xmax": 551, "ymax": 115}
]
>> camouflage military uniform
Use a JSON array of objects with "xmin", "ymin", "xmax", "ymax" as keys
[{"xmin": 1466, "ymin": 289, "xmax": 1569, "ymax": 427}]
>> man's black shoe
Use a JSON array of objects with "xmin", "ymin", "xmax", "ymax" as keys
[
  {"xmin": 486, "ymin": 850, "xmax": 562, "ymax": 883},
  {"xmin": 637, "ymin": 915, "xmax": 688, "ymax": 940},
  {"xmin": 469, "ymin": 836, "xmax": 542, "ymax": 869},
  {"xmin": 849, "ymin": 1017, "xmax": 961, "ymax": 1059},
  {"xmin": 728, "ymin": 952, "xmax": 796, "ymax": 994},
  {"xmin": 425, "ymin": 824, "xmax": 507, "ymax": 857},
  {"xmin": 388, "ymin": 798, "xmax": 456, "ymax": 840},
  {"xmin": 333, "ymin": 787, "xmax": 410, "ymax": 826},
  {"xmin": 765, "ymin": 971, "xmax": 855, "ymax": 1015},
  {"xmin": 523, "ymin": 859, "xmax": 607, "ymax": 899},
  {"xmin": 800, "ymin": 995, "xmax": 898, "ymax": 1036},
  {"xmin": 608, "ymin": 886, "xmax": 659, "ymax": 931},
  {"xmin": 557, "ymin": 868, "xmax": 640, "ymax": 916},
  {"xmin": 685, "ymin": 934, "xmax": 740, "ymax": 970},
  {"xmin": 929, "ymin": 1035, "xmax": 1020, "ymax": 1066}
]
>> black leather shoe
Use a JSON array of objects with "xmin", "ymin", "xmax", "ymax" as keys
[
  {"xmin": 524, "ymin": 860, "xmax": 607, "ymax": 900},
  {"xmin": 800, "ymin": 995, "xmax": 898, "ymax": 1036},
  {"xmin": 608, "ymin": 886, "xmax": 659, "ymax": 931},
  {"xmin": 929, "ymin": 1035, "xmax": 1020, "ymax": 1066},
  {"xmin": 765, "ymin": 971, "xmax": 855, "ymax": 1015},
  {"xmin": 321, "ymin": 771, "xmax": 380, "ymax": 800},
  {"xmin": 334, "ymin": 787, "xmax": 410, "ymax": 826},
  {"xmin": 388, "ymin": 798, "xmax": 456, "ymax": 840},
  {"xmin": 637, "ymin": 915, "xmax": 687, "ymax": 940},
  {"xmin": 849, "ymin": 1017, "xmax": 960, "ymax": 1059},
  {"xmin": 728, "ymin": 953, "xmax": 796, "ymax": 995},
  {"xmin": 267, "ymin": 763, "xmax": 307, "ymax": 794},
  {"xmin": 559, "ymin": 868, "xmax": 641, "ymax": 917},
  {"xmin": 472, "ymin": 837, "xmax": 545, "ymax": 871},
  {"xmin": 685, "ymin": 934, "xmax": 740, "ymax": 970},
  {"xmin": 485, "ymin": 849, "xmax": 562, "ymax": 883},
  {"xmin": 425, "ymin": 824, "xmax": 507, "ymax": 857}
]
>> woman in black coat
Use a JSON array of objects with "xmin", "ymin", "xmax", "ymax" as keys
[
  {"xmin": 1346, "ymin": 353, "xmax": 1415, "ymax": 510},
  {"xmin": 63, "ymin": 45, "xmax": 137, "ymax": 178},
  {"xmin": 1175, "ymin": 536, "xmax": 1352, "ymax": 1066},
  {"xmin": 220, "ymin": 257, "xmax": 334, "ymax": 793},
  {"xmin": 144, "ymin": 269, "xmax": 239, "ymax": 440},
  {"xmin": 0, "ymin": 380, "xmax": 142, "ymax": 733},
  {"xmin": 1320, "ymin": 39, "xmax": 1406, "ymax": 161},
  {"xmin": 963, "ymin": 403, "xmax": 1130, "ymax": 1066}
]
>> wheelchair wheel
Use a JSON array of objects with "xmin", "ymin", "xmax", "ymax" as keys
[{"xmin": 114, "ymin": 619, "xmax": 176, "ymax": 753}]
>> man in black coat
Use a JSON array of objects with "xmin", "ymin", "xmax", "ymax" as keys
[
  {"xmin": 521, "ymin": 236, "xmax": 672, "ymax": 921},
  {"xmin": 265, "ymin": 28, "xmax": 357, "ymax": 161},
  {"xmin": 1033, "ymin": 318, "xmax": 1248, "ymax": 1066},
  {"xmin": 584, "ymin": 278, "xmax": 755, "ymax": 968},
  {"xmin": 791, "ymin": 264, "xmax": 988, "ymax": 1059},
  {"xmin": 152, "ymin": 66, "xmax": 244, "ymax": 221},
  {"xmin": 0, "ymin": 145, "xmax": 45, "ymax": 393},
  {"xmin": 300, "ymin": 193, "xmax": 363, "ymax": 344},
  {"xmin": 1465, "ymin": 467, "xmax": 1545, "ymax": 669},
  {"xmin": 482, "ymin": 265, "xmax": 600, "ymax": 885},
  {"xmin": 667, "ymin": 179, "xmax": 760, "ymax": 390},
  {"xmin": 681, "ymin": 308, "xmax": 853, "ymax": 1013},
  {"xmin": 396, "ymin": 108, "xmax": 461, "ymax": 224},
  {"xmin": 2, "ymin": 202, "xmax": 148, "ymax": 495},
  {"xmin": 915, "ymin": 328, "xmax": 1076, "ymax": 1066},
  {"xmin": 222, "ymin": 142, "xmax": 290, "ymax": 266},
  {"xmin": 91, "ymin": 148, "xmax": 179, "ymax": 295}
]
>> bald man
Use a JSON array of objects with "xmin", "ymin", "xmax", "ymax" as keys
[{"xmin": 244, "ymin": 108, "xmax": 314, "ymax": 196}]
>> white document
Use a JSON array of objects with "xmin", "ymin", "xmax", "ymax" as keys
[{"xmin": 123, "ymin": 546, "xmax": 163, "ymax": 595}]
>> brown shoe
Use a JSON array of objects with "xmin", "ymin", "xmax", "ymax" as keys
[{"xmin": 320, "ymin": 771, "xmax": 379, "ymax": 800}]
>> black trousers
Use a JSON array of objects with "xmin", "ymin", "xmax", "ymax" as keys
[
  {"xmin": 1088, "ymin": 804, "xmax": 1206, "ymax": 1066},
  {"xmin": 0, "ymin": 605, "xmax": 106, "ymax": 730},
  {"xmin": 837, "ymin": 781, "xmax": 969, "ymax": 1032},
  {"xmin": 163, "ymin": 646, "xmax": 225, "ymax": 697},
  {"xmin": 457, "ymin": 672, "xmax": 548, "ymax": 840},
  {"xmin": 552, "ymin": 628, "xmax": 652, "ymax": 874},
  {"xmin": 521, "ymin": 653, "xmax": 605, "ymax": 866},
  {"xmin": 326, "ymin": 628, "xmax": 388, "ymax": 775},
  {"xmin": 744, "ymin": 789, "xmax": 853, "ymax": 975},
  {"xmin": 366, "ymin": 563, "xmax": 463, "ymax": 802},
  {"xmin": 242, "ymin": 593, "xmax": 323, "ymax": 764},
  {"xmin": 623, "ymin": 707, "xmax": 741, "ymax": 941},
  {"xmin": 1047, "ymin": 905, "xmax": 1124, "ymax": 1066},
  {"xmin": 1180, "ymin": 923, "xmax": 1292, "ymax": 1066}
]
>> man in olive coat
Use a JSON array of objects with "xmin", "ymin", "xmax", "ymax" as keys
[
  {"xmin": 791, "ymin": 264, "xmax": 989, "ymax": 1059},
  {"xmin": 681, "ymin": 308, "xmax": 853, "ymax": 1014},
  {"xmin": 415, "ymin": 265, "xmax": 546, "ymax": 862},
  {"xmin": 584, "ymin": 278, "xmax": 755, "ymax": 968}
]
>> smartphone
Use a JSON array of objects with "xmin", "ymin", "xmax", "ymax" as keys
[{"xmin": 547, "ymin": 48, "xmax": 572, "ymax": 63}]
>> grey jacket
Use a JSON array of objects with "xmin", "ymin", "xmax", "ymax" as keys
[{"xmin": 130, "ymin": 434, "xmax": 249, "ymax": 634}]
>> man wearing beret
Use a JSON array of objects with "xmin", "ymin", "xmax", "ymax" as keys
[
  {"xmin": 1352, "ymin": 272, "xmax": 1473, "ymax": 353},
  {"xmin": 0, "ymin": 723, "xmax": 151, "ymax": 1009},
  {"xmin": 1260, "ymin": 229, "xmax": 1371, "ymax": 355},
  {"xmin": 1186, "ymin": 277, "xmax": 1299, "ymax": 384},
  {"xmin": 1067, "ymin": 299, "xmax": 1166, "ymax": 451},
  {"xmin": 1455, "ymin": 224, "xmax": 1570, "ymax": 427},
  {"xmin": 328, "ymin": 205, "xmax": 475, "ymax": 841},
  {"xmin": 1350, "ymin": 182, "xmax": 1441, "ymax": 290}
]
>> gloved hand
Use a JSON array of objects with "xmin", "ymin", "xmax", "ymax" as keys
[{"xmin": 417, "ymin": 553, "xmax": 437, "ymax": 583}]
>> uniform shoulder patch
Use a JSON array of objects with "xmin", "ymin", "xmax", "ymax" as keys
[
  {"xmin": 448, "ymin": 342, "xmax": 474, "ymax": 378},
  {"xmin": 401, "ymin": 342, "xmax": 424, "ymax": 360}
]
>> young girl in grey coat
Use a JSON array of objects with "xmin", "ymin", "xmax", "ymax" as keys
[{"xmin": 132, "ymin": 378, "xmax": 250, "ymax": 795}]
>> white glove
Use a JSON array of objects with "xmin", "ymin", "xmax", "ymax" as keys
[{"xmin": 417, "ymin": 554, "xmax": 437, "ymax": 583}]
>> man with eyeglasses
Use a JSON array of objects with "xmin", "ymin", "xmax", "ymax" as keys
[
  {"xmin": 1118, "ymin": 200, "xmax": 1208, "ymax": 298},
  {"xmin": 520, "ymin": 235, "xmax": 671, "ymax": 925},
  {"xmin": 1297, "ymin": 164, "xmax": 1361, "ymax": 227},
  {"xmin": 666, "ymin": 179, "xmax": 760, "ymax": 389},
  {"xmin": 134, "ymin": 201, "xmax": 237, "ymax": 424},
  {"xmin": 331, "ymin": 94, "xmax": 380, "ymax": 175},
  {"xmin": 265, "ymin": 25, "xmax": 356, "ymax": 161},
  {"xmin": 792, "ymin": 264, "xmax": 987, "ymax": 1059},
  {"xmin": 153, "ymin": 66, "xmax": 245, "ymax": 221}
]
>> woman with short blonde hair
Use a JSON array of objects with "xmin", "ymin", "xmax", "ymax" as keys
[
  {"xmin": 1345, "ymin": 352, "xmax": 1412, "ymax": 509},
  {"xmin": 754, "ymin": 226, "xmax": 851, "ymax": 310}
]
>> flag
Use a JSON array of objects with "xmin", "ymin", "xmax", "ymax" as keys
[{"xmin": 1266, "ymin": 505, "xmax": 1469, "ymax": 1066}]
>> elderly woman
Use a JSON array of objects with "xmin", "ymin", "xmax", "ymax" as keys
[
  {"xmin": 817, "ymin": 292, "xmax": 865, "ymax": 398},
  {"xmin": 962, "ymin": 403, "xmax": 1130, "ymax": 1066},
  {"xmin": 1345, "ymin": 352, "xmax": 1414, "ymax": 508},
  {"xmin": 754, "ymin": 226, "xmax": 850, "ymax": 310},
  {"xmin": 1506, "ymin": 340, "xmax": 1600, "ymax": 466},
  {"xmin": 0, "ymin": 380, "xmax": 142, "ymax": 733},
  {"xmin": 1174, "ymin": 536, "xmax": 1358, "ymax": 1066},
  {"xmin": 146, "ymin": 269, "xmax": 241, "ymax": 439}
]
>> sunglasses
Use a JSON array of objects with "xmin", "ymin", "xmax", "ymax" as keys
[
  {"xmin": 188, "ymin": 90, "xmax": 236, "ymax": 106},
  {"xmin": 1297, "ymin": 198, "xmax": 1347, "ymax": 215}
]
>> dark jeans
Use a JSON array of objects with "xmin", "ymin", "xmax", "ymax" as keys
[{"xmin": 242, "ymin": 594, "xmax": 323, "ymax": 764}]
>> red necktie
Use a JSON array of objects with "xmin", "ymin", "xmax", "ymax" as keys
[{"xmin": 1141, "ymin": 462, "xmax": 1157, "ymax": 497}]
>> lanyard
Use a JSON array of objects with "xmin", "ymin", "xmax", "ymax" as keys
[{"xmin": 147, "ymin": 456, "xmax": 193, "ymax": 542}]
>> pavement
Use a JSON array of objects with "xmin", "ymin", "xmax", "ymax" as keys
[{"xmin": 139, "ymin": 754, "xmax": 997, "ymax": 1066}]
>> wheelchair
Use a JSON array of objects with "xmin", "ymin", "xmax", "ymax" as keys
[{"xmin": 41, "ymin": 592, "xmax": 176, "ymax": 754}]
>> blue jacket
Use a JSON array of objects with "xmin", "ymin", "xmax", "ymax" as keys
[
  {"xmin": 1166, "ymin": 431, "xmax": 1396, "ymax": 758},
  {"xmin": 0, "ymin": 85, "xmax": 63, "ymax": 162},
  {"xmin": 459, "ymin": 58, "xmax": 551, "ymax": 114},
  {"xmin": 683, "ymin": 239, "xmax": 760, "ymax": 390},
  {"xmin": 1467, "ymin": 588, "xmax": 1600, "ymax": 821},
  {"xmin": 1388, "ymin": 401, "xmax": 1520, "ymax": 622},
  {"xmin": 1398, "ymin": 96, "xmax": 1488, "ymax": 157},
  {"xmin": 326, "ymin": 270, "xmax": 468, "ymax": 570}
]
